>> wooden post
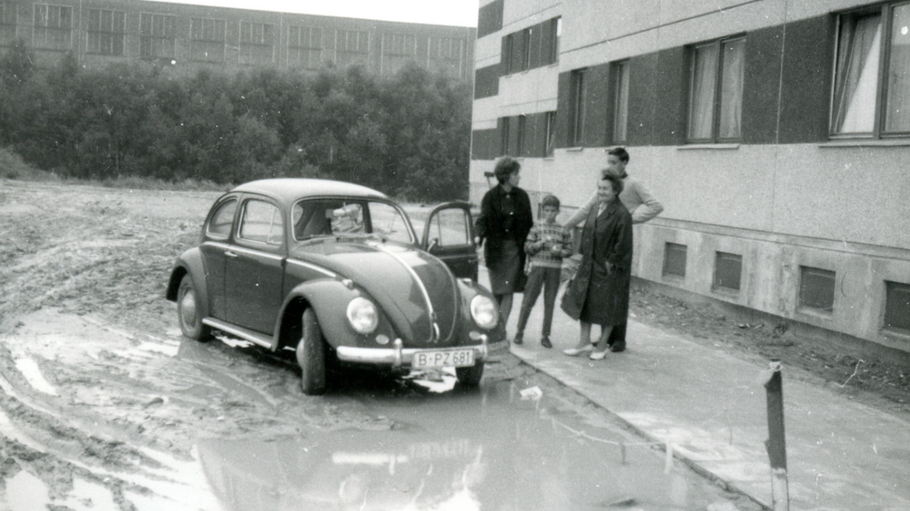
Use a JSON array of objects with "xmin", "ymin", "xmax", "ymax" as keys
[{"xmin": 764, "ymin": 359, "xmax": 789, "ymax": 511}]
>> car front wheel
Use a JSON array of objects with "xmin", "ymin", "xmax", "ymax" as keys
[
  {"xmin": 177, "ymin": 275, "xmax": 211, "ymax": 341},
  {"xmin": 456, "ymin": 362, "xmax": 484, "ymax": 387},
  {"xmin": 297, "ymin": 308, "xmax": 327, "ymax": 395}
]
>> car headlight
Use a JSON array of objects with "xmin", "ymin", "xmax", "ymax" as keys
[
  {"xmin": 347, "ymin": 297, "xmax": 379, "ymax": 334},
  {"xmin": 470, "ymin": 295, "xmax": 498, "ymax": 329}
]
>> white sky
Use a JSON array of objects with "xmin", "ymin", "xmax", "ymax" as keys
[{"xmin": 154, "ymin": 0, "xmax": 480, "ymax": 27}]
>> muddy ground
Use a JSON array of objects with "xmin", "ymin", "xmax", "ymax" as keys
[{"xmin": 0, "ymin": 179, "xmax": 907, "ymax": 510}]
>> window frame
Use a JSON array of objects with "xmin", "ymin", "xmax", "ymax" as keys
[
  {"xmin": 686, "ymin": 35, "xmax": 746, "ymax": 144},
  {"xmin": 239, "ymin": 21, "xmax": 275, "ymax": 66},
  {"xmin": 189, "ymin": 17, "xmax": 226, "ymax": 63},
  {"xmin": 611, "ymin": 59, "xmax": 631, "ymax": 145},
  {"xmin": 288, "ymin": 25, "xmax": 322, "ymax": 70},
  {"xmin": 139, "ymin": 12, "xmax": 176, "ymax": 60},
  {"xmin": 33, "ymin": 3, "xmax": 72, "ymax": 51},
  {"xmin": 85, "ymin": 8, "xmax": 125, "ymax": 56},
  {"xmin": 570, "ymin": 68, "xmax": 588, "ymax": 146},
  {"xmin": 830, "ymin": 2, "xmax": 910, "ymax": 139}
]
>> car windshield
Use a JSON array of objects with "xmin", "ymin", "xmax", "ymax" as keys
[{"xmin": 291, "ymin": 199, "xmax": 414, "ymax": 244}]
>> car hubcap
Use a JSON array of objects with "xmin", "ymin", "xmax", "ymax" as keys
[{"xmin": 180, "ymin": 290, "xmax": 196, "ymax": 325}]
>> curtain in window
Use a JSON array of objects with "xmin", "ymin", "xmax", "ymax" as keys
[
  {"xmin": 885, "ymin": 4, "xmax": 910, "ymax": 133},
  {"xmin": 719, "ymin": 39, "xmax": 745, "ymax": 140},
  {"xmin": 688, "ymin": 44, "xmax": 718, "ymax": 140},
  {"xmin": 832, "ymin": 14, "xmax": 882, "ymax": 134},
  {"xmin": 613, "ymin": 62, "xmax": 630, "ymax": 142}
]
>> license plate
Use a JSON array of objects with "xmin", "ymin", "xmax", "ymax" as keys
[{"xmin": 412, "ymin": 349, "xmax": 475, "ymax": 369}]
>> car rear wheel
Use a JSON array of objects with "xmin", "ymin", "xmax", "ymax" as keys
[
  {"xmin": 456, "ymin": 361, "xmax": 484, "ymax": 387},
  {"xmin": 177, "ymin": 275, "xmax": 211, "ymax": 341},
  {"xmin": 297, "ymin": 308, "xmax": 327, "ymax": 395}
]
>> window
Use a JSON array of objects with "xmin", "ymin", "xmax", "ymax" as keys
[
  {"xmin": 544, "ymin": 111, "xmax": 557, "ymax": 156},
  {"xmin": 239, "ymin": 200, "xmax": 283, "ymax": 245},
  {"xmin": 884, "ymin": 281, "xmax": 910, "ymax": 332},
  {"xmin": 516, "ymin": 115, "xmax": 527, "ymax": 156},
  {"xmin": 33, "ymin": 4, "xmax": 72, "ymax": 51},
  {"xmin": 140, "ymin": 13, "xmax": 176, "ymax": 59},
  {"xmin": 429, "ymin": 37, "xmax": 464, "ymax": 78},
  {"xmin": 500, "ymin": 116, "xmax": 510, "ymax": 156},
  {"xmin": 570, "ymin": 69, "xmax": 588, "ymax": 146},
  {"xmin": 206, "ymin": 199, "xmax": 237, "ymax": 238},
  {"xmin": 86, "ymin": 9, "xmax": 125, "ymax": 56},
  {"xmin": 547, "ymin": 17, "xmax": 561, "ymax": 65},
  {"xmin": 190, "ymin": 17, "xmax": 225, "ymax": 62},
  {"xmin": 381, "ymin": 33, "xmax": 416, "ymax": 75},
  {"xmin": 832, "ymin": 3, "xmax": 910, "ymax": 137},
  {"xmin": 288, "ymin": 25, "xmax": 322, "ymax": 69},
  {"xmin": 335, "ymin": 29, "xmax": 368, "ymax": 68},
  {"xmin": 1, "ymin": 1, "xmax": 17, "ymax": 47},
  {"xmin": 520, "ymin": 27, "xmax": 531, "ymax": 71},
  {"xmin": 687, "ymin": 36, "xmax": 745, "ymax": 142},
  {"xmin": 798, "ymin": 266, "xmax": 836, "ymax": 313},
  {"xmin": 612, "ymin": 60, "xmax": 630, "ymax": 144},
  {"xmin": 663, "ymin": 243, "xmax": 687, "ymax": 278},
  {"xmin": 426, "ymin": 208, "xmax": 471, "ymax": 247},
  {"xmin": 239, "ymin": 22, "xmax": 274, "ymax": 65},
  {"xmin": 713, "ymin": 251, "xmax": 742, "ymax": 291}
]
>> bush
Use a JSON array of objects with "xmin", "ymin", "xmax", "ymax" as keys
[{"xmin": 0, "ymin": 44, "xmax": 470, "ymax": 201}]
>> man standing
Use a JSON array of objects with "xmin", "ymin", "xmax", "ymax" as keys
[{"xmin": 563, "ymin": 147, "xmax": 663, "ymax": 352}]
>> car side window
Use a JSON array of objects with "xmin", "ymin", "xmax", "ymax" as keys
[
  {"xmin": 206, "ymin": 198, "xmax": 237, "ymax": 238},
  {"xmin": 427, "ymin": 207, "xmax": 471, "ymax": 247},
  {"xmin": 238, "ymin": 199, "xmax": 284, "ymax": 246},
  {"xmin": 368, "ymin": 202, "xmax": 413, "ymax": 244}
]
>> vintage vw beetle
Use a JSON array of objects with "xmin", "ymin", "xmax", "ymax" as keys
[{"xmin": 166, "ymin": 178, "xmax": 505, "ymax": 395}]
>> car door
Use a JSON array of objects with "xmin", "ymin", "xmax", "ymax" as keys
[
  {"xmin": 224, "ymin": 196, "xmax": 286, "ymax": 334},
  {"xmin": 200, "ymin": 195, "xmax": 239, "ymax": 320},
  {"xmin": 420, "ymin": 202, "xmax": 478, "ymax": 281}
]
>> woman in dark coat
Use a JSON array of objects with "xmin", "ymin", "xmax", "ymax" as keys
[
  {"xmin": 474, "ymin": 156, "xmax": 534, "ymax": 326},
  {"xmin": 560, "ymin": 172, "xmax": 633, "ymax": 360}
]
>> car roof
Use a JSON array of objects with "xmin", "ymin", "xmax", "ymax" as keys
[{"xmin": 230, "ymin": 178, "xmax": 389, "ymax": 205}]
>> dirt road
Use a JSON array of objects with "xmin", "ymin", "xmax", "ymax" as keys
[{"xmin": 1, "ymin": 179, "xmax": 905, "ymax": 510}]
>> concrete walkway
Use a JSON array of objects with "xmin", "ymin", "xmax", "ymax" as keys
[{"xmin": 500, "ymin": 278, "xmax": 910, "ymax": 510}]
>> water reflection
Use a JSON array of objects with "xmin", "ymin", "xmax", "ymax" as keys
[{"xmin": 197, "ymin": 378, "xmax": 715, "ymax": 510}]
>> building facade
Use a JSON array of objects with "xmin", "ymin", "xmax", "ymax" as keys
[
  {"xmin": 0, "ymin": 0, "xmax": 475, "ymax": 80},
  {"xmin": 470, "ymin": 0, "xmax": 910, "ymax": 353}
]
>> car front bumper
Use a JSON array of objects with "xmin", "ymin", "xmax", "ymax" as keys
[{"xmin": 335, "ymin": 335, "xmax": 507, "ymax": 368}]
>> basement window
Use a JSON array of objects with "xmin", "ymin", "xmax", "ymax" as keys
[
  {"xmin": 712, "ymin": 251, "xmax": 741, "ymax": 292},
  {"xmin": 663, "ymin": 242, "xmax": 687, "ymax": 278},
  {"xmin": 884, "ymin": 281, "xmax": 910, "ymax": 334},
  {"xmin": 798, "ymin": 266, "xmax": 836, "ymax": 314}
]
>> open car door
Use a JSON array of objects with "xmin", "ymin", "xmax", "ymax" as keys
[{"xmin": 420, "ymin": 201, "xmax": 478, "ymax": 281}]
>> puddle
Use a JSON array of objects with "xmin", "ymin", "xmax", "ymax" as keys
[
  {"xmin": 13, "ymin": 357, "xmax": 58, "ymax": 396},
  {"xmin": 195, "ymin": 380, "xmax": 721, "ymax": 511},
  {"xmin": 5, "ymin": 470, "xmax": 51, "ymax": 511}
]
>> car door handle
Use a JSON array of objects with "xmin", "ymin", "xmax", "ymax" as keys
[{"xmin": 225, "ymin": 251, "xmax": 239, "ymax": 258}]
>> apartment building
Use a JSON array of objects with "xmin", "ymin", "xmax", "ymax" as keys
[
  {"xmin": 0, "ymin": 0, "xmax": 475, "ymax": 80},
  {"xmin": 470, "ymin": 0, "xmax": 910, "ymax": 354}
]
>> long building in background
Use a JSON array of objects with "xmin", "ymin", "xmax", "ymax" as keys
[
  {"xmin": 0, "ymin": 0, "xmax": 475, "ymax": 80},
  {"xmin": 470, "ymin": 0, "xmax": 910, "ymax": 355}
]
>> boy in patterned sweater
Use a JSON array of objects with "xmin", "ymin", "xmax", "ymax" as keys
[{"xmin": 513, "ymin": 195, "xmax": 573, "ymax": 348}]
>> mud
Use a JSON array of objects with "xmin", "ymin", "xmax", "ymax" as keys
[{"xmin": 0, "ymin": 180, "xmax": 756, "ymax": 510}]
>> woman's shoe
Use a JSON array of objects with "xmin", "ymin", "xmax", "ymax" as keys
[
  {"xmin": 589, "ymin": 349, "xmax": 609, "ymax": 360},
  {"xmin": 562, "ymin": 345, "xmax": 593, "ymax": 356}
]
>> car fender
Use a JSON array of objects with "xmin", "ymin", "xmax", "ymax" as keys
[
  {"xmin": 277, "ymin": 279, "xmax": 361, "ymax": 351},
  {"xmin": 165, "ymin": 248, "xmax": 209, "ymax": 320}
]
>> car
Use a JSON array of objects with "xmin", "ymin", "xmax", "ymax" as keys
[{"xmin": 165, "ymin": 178, "xmax": 506, "ymax": 395}]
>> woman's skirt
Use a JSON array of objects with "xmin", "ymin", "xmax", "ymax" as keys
[{"xmin": 488, "ymin": 239, "xmax": 522, "ymax": 294}]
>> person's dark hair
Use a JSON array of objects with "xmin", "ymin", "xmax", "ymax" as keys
[
  {"xmin": 493, "ymin": 156, "xmax": 521, "ymax": 183},
  {"xmin": 541, "ymin": 194, "xmax": 560, "ymax": 210},
  {"xmin": 607, "ymin": 147, "xmax": 630, "ymax": 164},
  {"xmin": 601, "ymin": 172, "xmax": 624, "ymax": 195}
]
